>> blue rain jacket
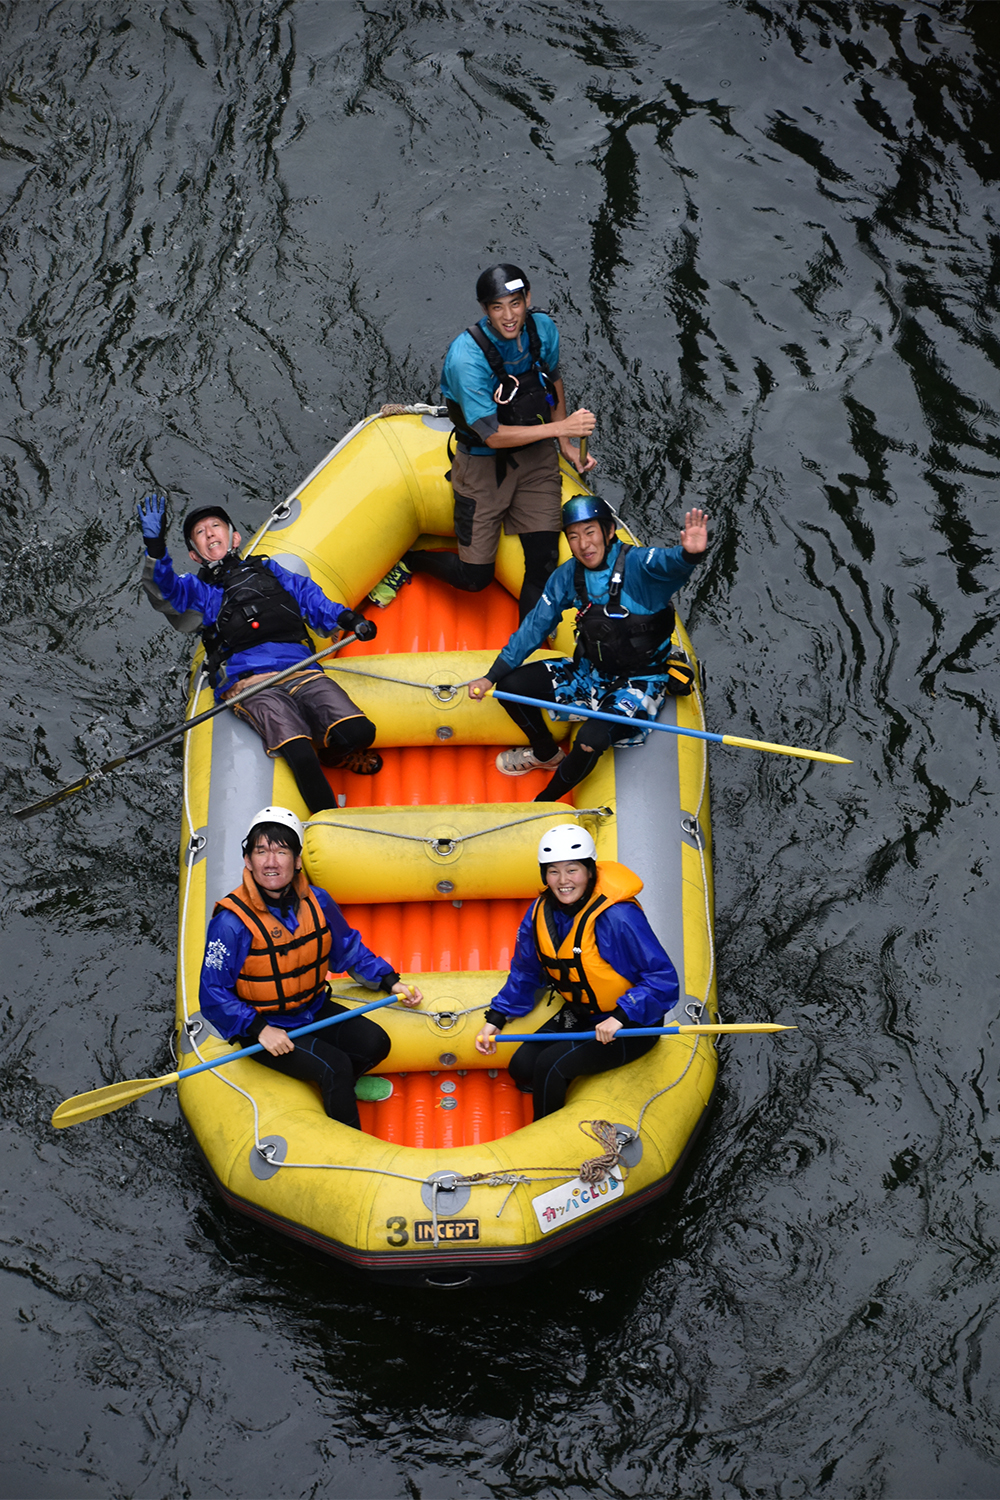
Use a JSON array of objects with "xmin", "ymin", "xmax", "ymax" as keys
[
  {"xmin": 489, "ymin": 896, "xmax": 679, "ymax": 1028},
  {"xmin": 489, "ymin": 539, "xmax": 698, "ymax": 680},
  {"xmin": 151, "ymin": 550, "xmax": 353, "ymax": 698}
]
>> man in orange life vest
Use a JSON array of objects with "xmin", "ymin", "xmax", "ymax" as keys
[
  {"xmin": 475, "ymin": 824, "xmax": 679, "ymax": 1120},
  {"xmin": 199, "ymin": 807, "xmax": 421, "ymax": 1128}
]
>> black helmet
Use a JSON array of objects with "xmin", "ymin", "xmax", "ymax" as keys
[
  {"xmin": 476, "ymin": 263, "xmax": 530, "ymax": 305},
  {"xmin": 183, "ymin": 505, "xmax": 236, "ymax": 551},
  {"xmin": 561, "ymin": 495, "xmax": 615, "ymax": 531}
]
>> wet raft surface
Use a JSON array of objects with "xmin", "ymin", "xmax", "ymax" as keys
[{"xmin": 3, "ymin": 4, "xmax": 1000, "ymax": 1498}]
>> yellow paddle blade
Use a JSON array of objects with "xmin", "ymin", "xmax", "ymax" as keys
[
  {"xmin": 721, "ymin": 734, "xmax": 852, "ymax": 765},
  {"xmin": 50, "ymin": 1071, "xmax": 181, "ymax": 1129},
  {"xmin": 678, "ymin": 1023, "xmax": 796, "ymax": 1034}
]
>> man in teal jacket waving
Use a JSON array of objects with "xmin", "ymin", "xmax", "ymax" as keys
[{"xmin": 467, "ymin": 496, "xmax": 709, "ymax": 801}]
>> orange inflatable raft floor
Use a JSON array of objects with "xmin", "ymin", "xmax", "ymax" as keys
[{"xmin": 322, "ymin": 570, "xmax": 552, "ymax": 1146}]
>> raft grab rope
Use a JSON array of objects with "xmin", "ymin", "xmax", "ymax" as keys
[
  {"xmin": 326, "ymin": 663, "xmax": 478, "ymax": 700},
  {"xmin": 578, "ymin": 1119, "xmax": 634, "ymax": 1184},
  {"xmin": 378, "ymin": 403, "xmax": 449, "ymax": 417},
  {"xmin": 305, "ymin": 806, "xmax": 611, "ymax": 857}
]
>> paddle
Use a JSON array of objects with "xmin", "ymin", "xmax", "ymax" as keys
[
  {"xmin": 50, "ymin": 991, "xmax": 400, "ymax": 1129},
  {"xmin": 489, "ymin": 1023, "xmax": 795, "ymax": 1041},
  {"xmin": 14, "ymin": 633, "xmax": 358, "ymax": 822},
  {"xmin": 491, "ymin": 690, "xmax": 851, "ymax": 765}
]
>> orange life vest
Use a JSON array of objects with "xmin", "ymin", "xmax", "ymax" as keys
[
  {"xmin": 531, "ymin": 861, "xmax": 644, "ymax": 1014},
  {"xmin": 214, "ymin": 869, "xmax": 332, "ymax": 1014}
]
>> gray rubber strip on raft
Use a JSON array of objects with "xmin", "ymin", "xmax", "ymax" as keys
[
  {"xmin": 204, "ymin": 710, "xmax": 275, "ymax": 927},
  {"xmin": 612, "ymin": 695, "xmax": 687, "ymax": 995},
  {"xmin": 201, "ymin": 553, "xmax": 313, "ymax": 922}
]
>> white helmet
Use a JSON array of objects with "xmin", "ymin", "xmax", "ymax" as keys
[
  {"xmin": 537, "ymin": 823, "xmax": 596, "ymax": 864},
  {"xmin": 244, "ymin": 806, "xmax": 305, "ymax": 852}
]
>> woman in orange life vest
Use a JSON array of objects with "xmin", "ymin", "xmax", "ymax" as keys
[
  {"xmin": 475, "ymin": 824, "xmax": 679, "ymax": 1120},
  {"xmin": 199, "ymin": 807, "xmax": 422, "ymax": 1128}
]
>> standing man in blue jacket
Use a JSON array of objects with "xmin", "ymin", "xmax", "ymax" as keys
[
  {"xmin": 137, "ymin": 498, "xmax": 381, "ymax": 813},
  {"xmin": 467, "ymin": 496, "xmax": 709, "ymax": 801},
  {"xmin": 371, "ymin": 264, "xmax": 598, "ymax": 621}
]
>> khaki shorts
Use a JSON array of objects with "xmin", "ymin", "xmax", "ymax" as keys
[
  {"xmin": 451, "ymin": 441, "xmax": 562, "ymax": 565},
  {"xmin": 231, "ymin": 670, "xmax": 364, "ymax": 755}
]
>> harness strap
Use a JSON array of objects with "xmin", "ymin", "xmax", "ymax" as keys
[
  {"xmin": 447, "ymin": 314, "xmax": 554, "ymax": 477},
  {"xmin": 537, "ymin": 892, "xmax": 609, "ymax": 1014},
  {"xmin": 574, "ymin": 543, "xmax": 632, "ymax": 616},
  {"xmin": 573, "ymin": 544, "xmax": 677, "ymax": 672},
  {"xmin": 466, "ymin": 312, "xmax": 548, "ymax": 397}
]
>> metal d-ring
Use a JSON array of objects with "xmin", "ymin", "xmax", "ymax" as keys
[{"xmin": 681, "ymin": 815, "xmax": 704, "ymax": 849}]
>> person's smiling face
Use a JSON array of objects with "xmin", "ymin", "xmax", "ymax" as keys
[
  {"xmin": 545, "ymin": 860, "xmax": 591, "ymax": 905},
  {"xmin": 483, "ymin": 290, "xmax": 530, "ymax": 341},
  {"xmin": 188, "ymin": 515, "xmax": 240, "ymax": 564},
  {"xmin": 565, "ymin": 519, "xmax": 613, "ymax": 570},
  {"xmin": 245, "ymin": 837, "xmax": 300, "ymax": 894}
]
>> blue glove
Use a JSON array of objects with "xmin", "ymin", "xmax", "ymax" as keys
[
  {"xmin": 136, "ymin": 494, "xmax": 168, "ymax": 558},
  {"xmin": 339, "ymin": 609, "xmax": 377, "ymax": 642}
]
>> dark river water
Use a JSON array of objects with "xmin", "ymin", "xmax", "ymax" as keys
[{"xmin": 2, "ymin": 2, "xmax": 999, "ymax": 1496}]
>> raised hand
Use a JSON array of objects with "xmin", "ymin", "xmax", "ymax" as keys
[
  {"xmin": 680, "ymin": 507, "xmax": 709, "ymax": 555},
  {"xmin": 136, "ymin": 493, "xmax": 168, "ymax": 558}
]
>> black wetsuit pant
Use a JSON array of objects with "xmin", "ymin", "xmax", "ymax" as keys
[
  {"xmin": 507, "ymin": 1006, "xmax": 660, "ymax": 1121},
  {"xmin": 282, "ymin": 725, "xmax": 374, "ymax": 812},
  {"xmin": 239, "ymin": 997, "xmax": 390, "ymax": 1129},
  {"xmin": 496, "ymin": 660, "xmax": 644, "ymax": 800}
]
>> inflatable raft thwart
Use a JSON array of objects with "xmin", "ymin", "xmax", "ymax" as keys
[{"xmin": 175, "ymin": 411, "xmax": 717, "ymax": 1287}]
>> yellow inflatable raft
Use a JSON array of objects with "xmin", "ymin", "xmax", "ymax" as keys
[{"xmin": 174, "ymin": 411, "xmax": 717, "ymax": 1287}]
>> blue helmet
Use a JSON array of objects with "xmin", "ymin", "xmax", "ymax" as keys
[{"xmin": 561, "ymin": 495, "xmax": 615, "ymax": 532}]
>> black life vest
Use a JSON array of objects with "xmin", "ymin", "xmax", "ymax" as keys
[
  {"xmin": 573, "ymin": 544, "xmax": 676, "ymax": 676},
  {"xmin": 199, "ymin": 554, "xmax": 311, "ymax": 684},
  {"xmin": 446, "ymin": 312, "xmax": 557, "ymax": 454}
]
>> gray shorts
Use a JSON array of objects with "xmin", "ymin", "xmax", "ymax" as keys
[
  {"xmin": 232, "ymin": 670, "xmax": 365, "ymax": 755},
  {"xmin": 451, "ymin": 440, "xmax": 562, "ymax": 564}
]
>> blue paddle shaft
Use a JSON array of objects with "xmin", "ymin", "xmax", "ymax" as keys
[
  {"xmin": 491, "ymin": 690, "xmax": 723, "ymax": 745},
  {"xmin": 494, "ymin": 1026, "xmax": 685, "ymax": 1041},
  {"xmin": 175, "ymin": 992, "xmax": 399, "ymax": 1082}
]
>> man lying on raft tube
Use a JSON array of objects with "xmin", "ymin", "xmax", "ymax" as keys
[
  {"xmin": 137, "ymin": 497, "xmax": 382, "ymax": 813},
  {"xmin": 198, "ymin": 807, "xmax": 422, "ymax": 1129},
  {"xmin": 467, "ymin": 496, "xmax": 709, "ymax": 800},
  {"xmin": 475, "ymin": 824, "xmax": 680, "ymax": 1121}
]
